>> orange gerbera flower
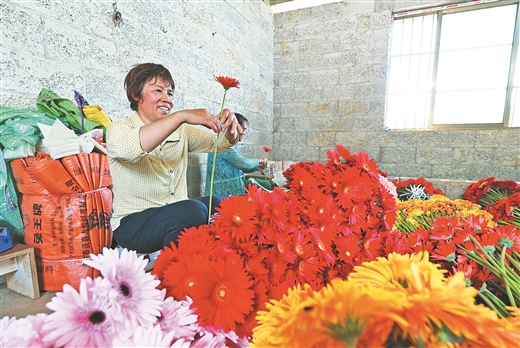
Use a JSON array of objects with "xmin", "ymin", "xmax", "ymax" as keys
[
  {"xmin": 190, "ymin": 257, "xmax": 254, "ymax": 332},
  {"xmin": 263, "ymin": 146, "xmax": 272, "ymax": 153},
  {"xmin": 162, "ymin": 254, "xmax": 211, "ymax": 301},
  {"xmin": 177, "ymin": 224, "xmax": 218, "ymax": 258},
  {"xmin": 215, "ymin": 75, "xmax": 240, "ymax": 90},
  {"xmin": 213, "ymin": 195, "xmax": 257, "ymax": 242}
]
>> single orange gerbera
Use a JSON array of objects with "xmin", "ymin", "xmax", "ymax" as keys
[
  {"xmin": 263, "ymin": 146, "xmax": 272, "ymax": 153},
  {"xmin": 213, "ymin": 195, "xmax": 257, "ymax": 242},
  {"xmin": 162, "ymin": 254, "xmax": 211, "ymax": 301},
  {"xmin": 215, "ymin": 75, "xmax": 240, "ymax": 90},
  {"xmin": 190, "ymin": 257, "xmax": 254, "ymax": 332}
]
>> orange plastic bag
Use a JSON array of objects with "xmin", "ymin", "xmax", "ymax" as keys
[
  {"xmin": 36, "ymin": 257, "xmax": 100, "ymax": 291},
  {"xmin": 21, "ymin": 188, "xmax": 113, "ymax": 260},
  {"xmin": 60, "ymin": 154, "xmax": 91, "ymax": 192},
  {"xmin": 9, "ymin": 158, "xmax": 50, "ymax": 195},
  {"xmin": 24, "ymin": 153, "xmax": 82, "ymax": 195}
]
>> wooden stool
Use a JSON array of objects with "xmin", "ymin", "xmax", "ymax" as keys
[{"xmin": 0, "ymin": 243, "xmax": 40, "ymax": 299}]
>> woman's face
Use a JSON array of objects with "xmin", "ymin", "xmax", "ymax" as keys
[
  {"xmin": 136, "ymin": 77, "xmax": 174, "ymax": 124},
  {"xmin": 239, "ymin": 121, "xmax": 248, "ymax": 142}
]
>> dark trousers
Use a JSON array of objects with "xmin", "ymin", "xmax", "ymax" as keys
[{"xmin": 113, "ymin": 196, "xmax": 221, "ymax": 253}]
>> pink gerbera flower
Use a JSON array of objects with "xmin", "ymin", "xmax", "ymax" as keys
[
  {"xmin": 1, "ymin": 316, "xmax": 43, "ymax": 348},
  {"xmin": 111, "ymin": 324, "xmax": 183, "ymax": 348},
  {"xmin": 43, "ymin": 277, "xmax": 117, "ymax": 348},
  {"xmin": 157, "ymin": 296, "xmax": 198, "ymax": 341},
  {"xmin": 84, "ymin": 247, "xmax": 164, "ymax": 331}
]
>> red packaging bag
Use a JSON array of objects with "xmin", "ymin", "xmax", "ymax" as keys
[
  {"xmin": 21, "ymin": 192, "xmax": 94, "ymax": 260},
  {"xmin": 76, "ymin": 153, "xmax": 93, "ymax": 191},
  {"xmin": 10, "ymin": 158, "xmax": 50, "ymax": 195},
  {"xmin": 88, "ymin": 152, "xmax": 101, "ymax": 190},
  {"xmin": 99, "ymin": 154, "xmax": 112, "ymax": 189},
  {"xmin": 24, "ymin": 153, "xmax": 81, "ymax": 195},
  {"xmin": 36, "ymin": 257, "xmax": 100, "ymax": 291},
  {"xmin": 60, "ymin": 154, "xmax": 90, "ymax": 192}
]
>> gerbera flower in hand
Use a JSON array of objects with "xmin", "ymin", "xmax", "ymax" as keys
[
  {"xmin": 215, "ymin": 76, "xmax": 240, "ymax": 90},
  {"xmin": 263, "ymin": 146, "xmax": 272, "ymax": 153}
]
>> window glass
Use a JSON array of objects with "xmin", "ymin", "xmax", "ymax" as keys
[{"xmin": 386, "ymin": 2, "xmax": 519, "ymax": 129}]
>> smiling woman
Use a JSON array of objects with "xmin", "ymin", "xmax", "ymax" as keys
[{"xmin": 106, "ymin": 63, "xmax": 242, "ymax": 254}]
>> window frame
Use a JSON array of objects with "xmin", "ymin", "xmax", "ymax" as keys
[{"xmin": 388, "ymin": 0, "xmax": 520, "ymax": 130}]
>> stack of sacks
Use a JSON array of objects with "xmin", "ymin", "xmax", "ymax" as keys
[{"xmin": 10, "ymin": 152, "xmax": 113, "ymax": 291}]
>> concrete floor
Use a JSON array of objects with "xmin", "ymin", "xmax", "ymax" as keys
[{"xmin": 0, "ymin": 281, "xmax": 55, "ymax": 319}]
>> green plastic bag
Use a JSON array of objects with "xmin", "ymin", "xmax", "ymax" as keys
[
  {"xmin": 0, "ymin": 106, "xmax": 57, "ymax": 160},
  {"xmin": 36, "ymin": 88, "xmax": 104, "ymax": 134},
  {"xmin": 0, "ymin": 151, "xmax": 24, "ymax": 243}
]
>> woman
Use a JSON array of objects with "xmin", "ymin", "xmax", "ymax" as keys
[
  {"xmin": 205, "ymin": 113, "xmax": 268, "ymax": 197},
  {"xmin": 107, "ymin": 63, "xmax": 240, "ymax": 253}
]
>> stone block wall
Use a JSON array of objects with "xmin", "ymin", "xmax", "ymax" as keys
[
  {"xmin": 1, "ymin": 0, "xmax": 274, "ymax": 198},
  {"xmin": 272, "ymin": 0, "xmax": 520, "ymax": 183}
]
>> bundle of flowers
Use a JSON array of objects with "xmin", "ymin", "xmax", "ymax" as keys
[
  {"xmin": 1, "ymin": 248, "xmax": 249, "ymax": 348},
  {"xmin": 463, "ymin": 176, "xmax": 520, "ymax": 208},
  {"xmin": 152, "ymin": 145, "xmax": 398, "ymax": 339},
  {"xmin": 463, "ymin": 177, "xmax": 520, "ymax": 230},
  {"xmin": 393, "ymin": 194, "xmax": 495, "ymax": 234},
  {"xmin": 392, "ymin": 177, "xmax": 444, "ymax": 201},
  {"xmin": 251, "ymin": 252, "xmax": 520, "ymax": 347},
  {"xmin": 391, "ymin": 194, "xmax": 520, "ymax": 318}
]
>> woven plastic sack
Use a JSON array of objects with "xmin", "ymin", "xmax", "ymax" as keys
[{"xmin": 0, "ymin": 152, "xmax": 24, "ymax": 243}]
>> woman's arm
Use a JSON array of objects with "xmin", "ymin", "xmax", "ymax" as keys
[{"xmin": 139, "ymin": 109, "xmax": 240, "ymax": 152}]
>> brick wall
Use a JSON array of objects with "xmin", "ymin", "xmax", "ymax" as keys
[
  {"xmin": 273, "ymin": 0, "xmax": 520, "ymax": 182},
  {"xmin": 1, "ymin": 0, "xmax": 274, "ymax": 197}
]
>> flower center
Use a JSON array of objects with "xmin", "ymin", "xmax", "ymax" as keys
[
  {"xmin": 120, "ymin": 282, "xmax": 131, "ymax": 297},
  {"xmin": 215, "ymin": 284, "xmax": 228, "ymax": 302},
  {"xmin": 319, "ymin": 208, "xmax": 324, "ymax": 214},
  {"xmin": 343, "ymin": 187, "xmax": 350, "ymax": 194},
  {"xmin": 318, "ymin": 241, "xmax": 326, "ymax": 251},
  {"xmin": 88, "ymin": 310, "xmax": 105, "ymax": 324},
  {"xmin": 234, "ymin": 214, "xmax": 242, "ymax": 223},
  {"xmin": 277, "ymin": 243, "xmax": 284, "ymax": 253},
  {"xmin": 346, "ymin": 251, "xmax": 351, "ymax": 256},
  {"xmin": 187, "ymin": 280, "xmax": 195, "ymax": 287},
  {"xmin": 295, "ymin": 244, "xmax": 303, "ymax": 255}
]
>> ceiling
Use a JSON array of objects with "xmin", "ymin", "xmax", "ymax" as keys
[{"xmin": 267, "ymin": 0, "xmax": 294, "ymax": 5}]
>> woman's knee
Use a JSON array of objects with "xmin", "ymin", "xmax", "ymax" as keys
[{"xmin": 178, "ymin": 199, "xmax": 208, "ymax": 225}]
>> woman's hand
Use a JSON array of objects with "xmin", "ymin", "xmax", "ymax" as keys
[
  {"xmin": 257, "ymin": 157, "xmax": 267, "ymax": 173},
  {"xmin": 220, "ymin": 109, "xmax": 242, "ymax": 144}
]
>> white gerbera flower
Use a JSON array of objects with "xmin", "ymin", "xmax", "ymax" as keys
[
  {"xmin": 84, "ymin": 247, "xmax": 164, "ymax": 331},
  {"xmin": 112, "ymin": 324, "xmax": 189, "ymax": 347},
  {"xmin": 1, "ymin": 316, "xmax": 42, "ymax": 348},
  {"xmin": 42, "ymin": 276, "xmax": 116, "ymax": 348},
  {"xmin": 157, "ymin": 296, "xmax": 198, "ymax": 341}
]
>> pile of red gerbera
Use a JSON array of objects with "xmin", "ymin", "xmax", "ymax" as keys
[
  {"xmin": 151, "ymin": 145, "xmax": 398, "ymax": 338},
  {"xmin": 463, "ymin": 176, "xmax": 520, "ymax": 229}
]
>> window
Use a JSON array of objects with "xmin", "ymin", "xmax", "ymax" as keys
[{"xmin": 386, "ymin": 0, "xmax": 520, "ymax": 130}]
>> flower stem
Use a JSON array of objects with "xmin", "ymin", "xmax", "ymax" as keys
[{"xmin": 208, "ymin": 89, "xmax": 228, "ymax": 224}]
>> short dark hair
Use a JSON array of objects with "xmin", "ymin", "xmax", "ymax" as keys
[
  {"xmin": 124, "ymin": 63, "xmax": 175, "ymax": 111},
  {"xmin": 235, "ymin": 112, "xmax": 249, "ymax": 127}
]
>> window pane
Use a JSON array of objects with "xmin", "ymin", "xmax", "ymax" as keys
[
  {"xmin": 434, "ymin": 89, "xmax": 506, "ymax": 124},
  {"xmin": 433, "ymin": 4, "xmax": 516, "ymax": 125},
  {"xmin": 386, "ymin": 14, "xmax": 436, "ymax": 129}
]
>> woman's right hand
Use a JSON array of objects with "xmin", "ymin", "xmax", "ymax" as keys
[{"xmin": 179, "ymin": 109, "xmax": 224, "ymax": 133}]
